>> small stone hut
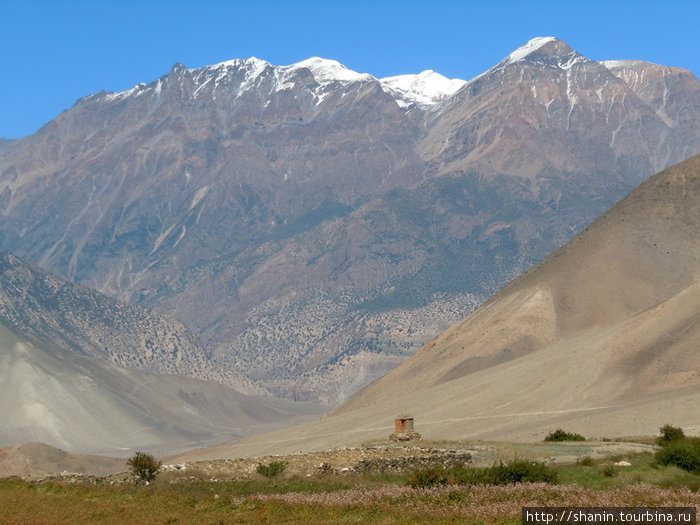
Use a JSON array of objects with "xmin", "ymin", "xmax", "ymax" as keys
[
  {"xmin": 390, "ymin": 415, "xmax": 421, "ymax": 442},
  {"xmin": 394, "ymin": 416, "xmax": 414, "ymax": 434}
]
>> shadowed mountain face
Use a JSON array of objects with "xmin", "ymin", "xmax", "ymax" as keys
[
  {"xmin": 0, "ymin": 251, "xmax": 261, "ymax": 394},
  {"xmin": 1, "ymin": 38, "xmax": 699, "ymax": 402},
  {"xmin": 168, "ymin": 155, "xmax": 700, "ymax": 462},
  {"xmin": 0, "ymin": 321, "xmax": 325, "ymax": 456}
]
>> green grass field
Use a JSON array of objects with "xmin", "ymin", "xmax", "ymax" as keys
[{"xmin": 1, "ymin": 448, "xmax": 698, "ymax": 524}]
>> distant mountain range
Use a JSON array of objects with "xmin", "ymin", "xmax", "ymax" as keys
[{"xmin": 1, "ymin": 37, "xmax": 698, "ymax": 402}]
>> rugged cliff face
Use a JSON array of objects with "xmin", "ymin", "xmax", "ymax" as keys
[{"xmin": 1, "ymin": 38, "xmax": 698, "ymax": 402}]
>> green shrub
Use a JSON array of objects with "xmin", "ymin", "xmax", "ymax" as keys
[
  {"xmin": 544, "ymin": 429, "xmax": 585, "ymax": 442},
  {"xmin": 490, "ymin": 459, "xmax": 558, "ymax": 484},
  {"xmin": 577, "ymin": 456, "xmax": 594, "ymax": 467},
  {"xmin": 657, "ymin": 424, "xmax": 686, "ymax": 445},
  {"xmin": 601, "ymin": 464, "xmax": 617, "ymax": 478},
  {"xmin": 406, "ymin": 467, "xmax": 448, "ymax": 488},
  {"xmin": 447, "ymin": 465, "xmax": 496, "ymax": 485},
  {"xmin": 409, "ymin": 459, "xmax": 557, "ymax": 487},
  {"xmin": 655, "ymin": 438, "xmax": 700, "ymax": 474},
  {"xmin": 127, "ymin": 451, "xmax": 162, "ymax": 482},
  {"xmin": 256, "ymin": 461, "xmax": 287, "ymax": 478}
]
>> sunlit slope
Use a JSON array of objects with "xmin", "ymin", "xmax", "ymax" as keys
[{"xmin": 339, "ymin": 154, "xmax": 700, "ymax": 413}]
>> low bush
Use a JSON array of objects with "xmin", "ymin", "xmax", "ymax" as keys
[
  {"xmin": 256, "ymin": 461, "xmax": 287, "ymax": 478},
  {"xmin": 656, "ymin": 437, "xmax": 700, "ymax": 474},
  {"xmin": 490, "ymin": 459, "xmax": 558, "ymax": 484},
  {"xmin": 601, "ymin": 464, "xmax": 617, "ymax": 478},
  {"xmin": 407, "ymin": 459, "xmax": 557, "ymax": 487},
  {"xmin": 127, "ymin": 451, "xmax": 162, "ymax": 482},
  {"xmin": 657, "ymin": 424, "xmax": 685, "ymax": 445},
  {"xmin": 406, "ymin": 467, "xmax": 448, "ymax": 488},
  {"xmin": 544, "ymin": 429, "xmax": 585, "ymax": 442},
  {"xmin": 577, "ymin": 456, "xmax": 594, "ymax": 467}
]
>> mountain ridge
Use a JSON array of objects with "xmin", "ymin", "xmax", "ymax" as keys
[{"xmin": 1, "ymin": 37, "xmax": 698, "ymax": 402}]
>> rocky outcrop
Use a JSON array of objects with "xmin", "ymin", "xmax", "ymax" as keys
[{"xmin": 352, "ymin": 450, "xmax": 472, "ymax": 473}]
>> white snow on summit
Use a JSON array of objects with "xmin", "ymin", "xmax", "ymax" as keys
[
  {"xmin": 468, "ymin": 36, "xmax": 589, "ymax": 83},
  {"xmin": 285, "ymin": 57, "xmax": 373, "ymax": 83},
  {"xmin": 97, "ymin": 55, "xmax": 464, "ymax": 109},
  {"xmin": 380, "ymin": 70, "xmax": 466, "ymax": 107},
  {"xmin": 215, "ymin": 56, "xmax": 271, "ymax": 73},
  {"xmin": 505, "ymin": 36, "xmax": 558, "ymax": 64}
]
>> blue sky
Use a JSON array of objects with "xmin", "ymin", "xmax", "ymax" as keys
[{"xmin": 2, "ymin": 0, "xmax": 698, "ymax": 139}]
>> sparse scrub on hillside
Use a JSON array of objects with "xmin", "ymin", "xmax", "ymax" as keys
[
  {"xmin": 544, "ymin": 429, "xmax": 585, "ymax": 442},
  {"xmin": 601, "ymin": 464, "xmax": 617, "ymax": 477},
  {"xmin": 577, "ymin": 456, "xmax": 594, "ymax": 466},
  {"xmin": 406, "ymin": 467, "xmax": 448, "ymax": 488}
]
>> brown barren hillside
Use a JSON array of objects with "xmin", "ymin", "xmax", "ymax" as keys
[
  {"xmin": 338, "ymin": 154, "xmax": 700, "ymax": 413},
  {"xmin": 0, "ymin": 443, "xmax": 125, "ymax": 478},
  {"xmin": 171, "ymin": 156, "xmax": 700, "ymax": 462}
]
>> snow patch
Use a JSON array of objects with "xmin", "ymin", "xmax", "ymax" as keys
[
  {"xmin": 561, "ymin": 55, "xmax": 586, "ymax": 70},
  {"xmin": 104, "ymin": 83, "xmax": 150, "ymax": 102},
  {"xmin": 173, "ymin": 225, "xmax": 187, "ymax": 248},
  {"xmin": 152, "ymin": 224, "xmax": 176, "ymax": 254},
  {"xmin": 190, "ymin": 185, "xmax": 210, "ymax": 210},
  {"xmin": 96, "ymin": 55, "xmax": 459, "ymax": 109},
  {"xmin": 600, "ymin": 60, "xmax": 646, "ymax": 70}
]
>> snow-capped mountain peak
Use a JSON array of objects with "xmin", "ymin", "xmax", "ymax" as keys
[
  {"xmin": 214, "ymin": 56, "xmax": 271, "ymax": 70},
  {"xmin": 285, "ymin": 57, "xmax": 373, "ymax": 83},
  {"xmin": 505, "ymin": 36, "xmax": 559, "ymax": 64},
  {"xmin": 380, "ymin": 70, "xmax": 466, "ymax": 108},
  {"xmin": 211, "ymin": 57, "xmax": 272, "ymax": 76},
  {"xmin": 470, "ymin": 37, "xmax": 590, "ymax": 80}
]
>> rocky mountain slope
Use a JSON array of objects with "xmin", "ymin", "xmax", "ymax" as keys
[
  {"xmin": 0, "ymin": 38, "xmax": 698, "ymax": 402},
  {"xmin": 169, "ymin": 155, "xmax": 700, "ymax": 460},
  {"xmin": 0, "ymin": 252, "xmax": 260, "ymax": 394}
]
